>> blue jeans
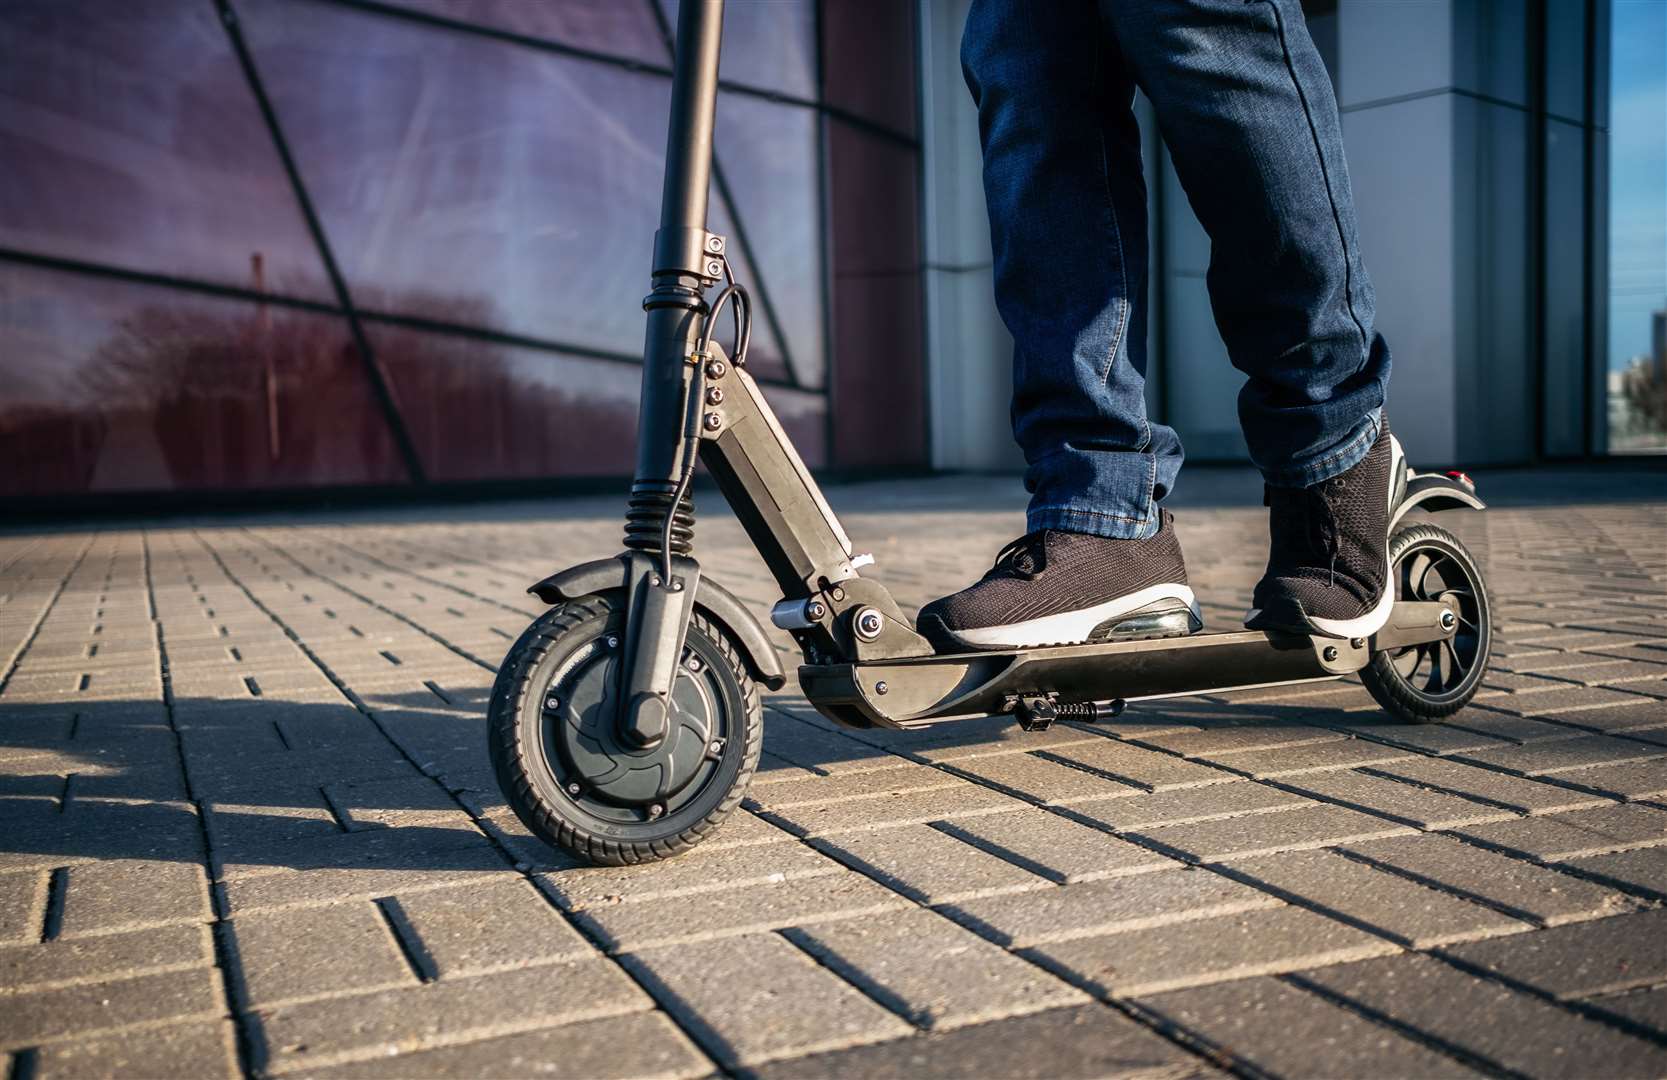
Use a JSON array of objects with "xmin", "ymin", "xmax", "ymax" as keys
[{"xmin": 962, "ymin": 0, "xmax": 1391, "ymax": 539}]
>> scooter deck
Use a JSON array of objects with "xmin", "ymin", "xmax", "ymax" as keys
[{"xmin": 799, "ymin": 600, "xmax": 1455, "ymax": 730}]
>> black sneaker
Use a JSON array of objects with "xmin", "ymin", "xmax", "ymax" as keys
[
  {"xmin": 916, "ymin": 511, "xmax": 1201, "ymax": 652},
  {"xmin": 1245, "ymin": 415, "xmax": 1405, "ymax": 639}
]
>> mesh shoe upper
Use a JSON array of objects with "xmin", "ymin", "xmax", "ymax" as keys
[
  {"xmin": 917, "ymin": 511, "xmax": 1190, "ymax": 640},
  {"xmin": 1249, "ymin": 416, "xmax": 1395, "ymax": 632}
]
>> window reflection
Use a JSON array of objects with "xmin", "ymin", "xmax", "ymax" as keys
[
  {"xmin": 1607, "ymin": 0, "xmax": 1667, "ymax": 452},
  {"xmin": 0, "ymin": 0, "xmax": 331, "ymax": 299},
  {"xmin": 0, "ymin": 263, "xmax": 405, "ymax": 495}
]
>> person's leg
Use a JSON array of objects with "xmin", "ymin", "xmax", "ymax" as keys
[
  {"xmin": 1105, "ymin": 0, "xmax": 1399, "ymax": 637},
  {"xmin": 962, "ymin": 0, "xmax": 1183, "ymax": 541},
  {"xmin": 1103, "ymin": 0, "xmax": 1389, "ymax": 484},
  {"xmin": 916, "ymin": 0, "xmax": 1196, "ymax": 652}
]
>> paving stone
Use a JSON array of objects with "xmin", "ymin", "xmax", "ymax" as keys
[
  {"xmin": 1036, "ymin": 739, "xmax": 1244, "ymax": 793},
  {"xmin": 744, "ymin": 762, "xmax": 963, "ymax": 811},
  {"xmin": 811, "ymin": 824, "xmax": 1048, "ymax": 902},
  {"xmin": 228, "ymin": 903, "xmax": 415, "ymax": 1007},
  {"xmin": 1591, "ymin": 985, "xmax": 1667, "ymax": 1037},
  {"xmin": 322, "ymin": 776, "xmax": 469, "ymax": 830},
  {"xmin": 1062, "ymin": 781, "xmax": 1312, "ymax": 832},
  {"xmin": 1128, "ymin": 802, "xmax": 1413, "ymax": 862},
  {"xmin": 1135, "ymin": 723, "xmax": 1342, "ymax": 758},
  {"xmin": 1456, "ymin": 734, "xmax": 1667, "ymax": 777},
  {"xmin": 389, "ymin": 878, "xmax": 594, "ymax": 976},
  {"xmin": 59, "ymin": 859, "xmax": 211, "ymax": 936},
  {"xmin": 1322, "ymin": 720, "xmax": 1515, "ymax": 755},
  {"xmin": 1442, "ymin": 908, "xmax": 1667, "ymax": 999},
  {"xmin": 573, "ymin": 871, "xmax": 909, "ymax": 952},
  {"xmin": 252, "ymin": 959, "xmax": 650, "ymax": 1075},
  {"xmin": 787, "ymin": 907, "xmax": 1087, "ymax": 1029},
  {"xmin": 943, "ymin": 752, "xmax": 1143, "ymax": 805},
  {"xmin": 750, "ymin": 1002, "xmax": 1202, "ymax": 1080},
  {"xmin": 1552, "ymin": 756, "xmax": 1667, "ymax": 800},
  {"xmin": 223, "ymin": 859, "xmax": 515, "ymax": 916},
  {"xmin": 1197, "ymin": 738, "xmax": 1416, "ymax": 779},
  {"xmin": 1028, "ymin": 904, "xmax": 1398, "ymax": 998},
  {"xmin": 888, "ymin": 715, "xmax": 1107, "ymax": 764},
  {"xmin": 1454, "ymin": 803, "xmax": 1667, "ymax": 861},
  {"xmin": 32, "ymin": 1019, "xmax": 239, "ymax": 1080},
  {"xmin": 0, "ymin": 870, "xmax": 46, "ymax": 944},
  {"xmin": 1281, "ymin": 769, "xmax": 1516, "ymax": 828},
  {"xmin": 1139, "ymin": 976, "xmax": 1485, "ymax": 1078},
  {"xmin": 1447, "ymin": 711, "xmax": 1592, "ymax": 744},
  {"xmin": 933, "ymin": 809, "xmax": 1178, "ymax": 882},
  {"xmin": 541, "ymin": 836, "xmax": 841, "ymax": 911},
  {"xmin": 760, "ymin": 711, "xmax": 899, "ymax": 774},
  {"xmin": 1500, "ymin": 686, "xmax": 1661, "ymax": 718},
  {"xmin": 941, "ymin": 867, "xmax": 1279, "ymax": 948},
  {"xmin": 1364, "ymin": 756, "xmax": 1614, "ymax": 814},
  {"xmin": 758, "ymin": 782, "xmax": 1025, "ymax": 837},
  {"xmin": 1343, "ymin": 832, "xmax": 1641, "ymax": 925},
  {"xmin": 1224, "ymin": 848, "xmax": 1529, "ymax": 947},
  {"xmin": 0, "ymin": 966, "xmax": 223, "ymax": 1049},
  {"xmin": 1562, "ymin": 845, "xmax": 1667, "ymax": 897},
  {"xmin": 621, "ymin": 934, "xmax": 911, "ymax": 1068},
  {"xmin": 0, "ymin": 923, "xmax": 211, "ymax": 993},
  {"xmin": 300, "ymin": 1011, "xmax": 711, "ymax": 1079},
  {"xmin": 1296, "ymin": 952, "xmax": 1667, "ymax": 1078}
]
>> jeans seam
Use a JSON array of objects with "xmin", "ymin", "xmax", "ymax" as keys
[
  {"xmin": 1032, "ymin": 505, "xmax": 1150, "ymax": 524},
  {"xmin": 1093, "ymin": 38, "xmax": 1131, "ymax": 388},
  {"xmin": 1262, "ymin": 0, "xmax": 1370, "ymax": 360}
]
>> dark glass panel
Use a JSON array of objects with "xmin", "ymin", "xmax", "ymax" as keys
[
  {"xmin": 385, "ymin": 0, "xmax": 665, "ymax": 63},
  {"xmin": 714, "ymin": 93, "xmax": 826, "ymax": 388},
  {"xmin": 0, "ymin": 263, "xmax": 406, "ymax": 496},
  {"xmin": 660, "ymin": 0, "xmax": 816, "ymax": 99},
  {"xmin": 366, "ymin": 323, "xmax": 640, "ymax": 481},
  {"xmin": 826, "ymin": 120, "xmax": 920, "ymax": 276},
  {"xmin": 0, "ymin": 0, "xmax": 332, "ymax": 299},
  {"xmin": 708, "ymin": 196, "xmax": 790, "ymax": 385},
  {"xmin": 819, "ymin": 0, "xmax": 918, "ymax": 137},
  {"xmin": 370, "ymin": 318, "xmax": 825, "ymax": 479},
  {"xmin": 237, "ymin": 0, "xmax": 674, "ymax": 357},
  {"xmin": 826, "ymin": 121, "xmax": 925, "ymax": 467}
]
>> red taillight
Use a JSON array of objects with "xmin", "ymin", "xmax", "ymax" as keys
[{"xmin": 1445, "ymin": 470, "xmax": 1474, "ymax": 488}]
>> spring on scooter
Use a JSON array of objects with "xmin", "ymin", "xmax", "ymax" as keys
[
  {"xmin": 623, "ymin": 484, "xmax": 694, "ymax": 556},
  {"xmin": 1055, "ymin": 700, "xmax": 1125, "ymax": 722}
]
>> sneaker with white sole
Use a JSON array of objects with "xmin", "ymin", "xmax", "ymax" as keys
[
  {"xmin": 915, "ymin": 511, "xmax": 1201, "ymax": 653},
  {"xmin": 1245, "ymin": 414, "xmax": 1403, "ymax": 640}
]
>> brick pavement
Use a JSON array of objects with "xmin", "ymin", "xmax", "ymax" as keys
[{"xmin": 1, "ymin": 466, "xmax": 1664, "ymax": 1078}]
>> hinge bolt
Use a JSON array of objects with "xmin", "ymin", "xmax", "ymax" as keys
[
  {"xmin": 875, "ymin": 680, "xmax": 889, "ymax": 695},
  {"xmin": 1350, "ymin": 638, "xmax": 1365, "ymax": 649},
  {"xmin": 1323, "ymin": 646, "xmax": 1339, "ymax": 662},
  {"xmin": 705, "ymin": 360, "xmax": 726, "ymax": 379},
  {"xmin": 703, "ymin": 413, "xmax": 722, "ymax": 431},
  {"xmin": 705, "ymin": 386, "xmax": 724, "ymax": 405}
]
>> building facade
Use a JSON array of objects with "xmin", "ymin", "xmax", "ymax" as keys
[
  {"xmin": 1, "ymin": 0, "xmax": 925, "ymax": 499},
  {"xmin": 2, "ymin": 0, "xmax": 1661, "ymax": 504}
]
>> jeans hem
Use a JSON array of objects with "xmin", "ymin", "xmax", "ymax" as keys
[
  {"xmin": 1029, "ymin": 503, "xmax": 1158, "ymax": 541},
  {"xmin": 1261, "ymin": 411, "xmax": 1380, "ymax": 488}
]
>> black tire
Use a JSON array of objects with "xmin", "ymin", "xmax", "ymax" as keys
[
  {"xmin": 1362, "ymin": 522, "xmax": 1492, "ymax": 723},
  {"xmin": 488, "ymin": 592, "xmax": 762, "ymax": 865}
]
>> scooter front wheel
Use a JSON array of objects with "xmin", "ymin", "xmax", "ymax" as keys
[
  {"xmin": 1362, "ymin": 522, "xmax": 1493, "ymax": 723},
  {"xmin": 488, "ymin": 593, "xmax": 761, "ymax": 865}
]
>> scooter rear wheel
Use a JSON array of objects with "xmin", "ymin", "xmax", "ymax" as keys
[
  {"xmin": 488, "ymin": 593, "xmax": 761, "ymax": 865},
  {"xmin": 1362, "ymin": 522, "xmax": 1492, "ymax": 723}
]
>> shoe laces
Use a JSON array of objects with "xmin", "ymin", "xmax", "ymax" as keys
[
  {"xmin": 1269, "ymin": 480, "xmax": 1345, "ymax": 587},
  {"xmin": 990, "ymin": 530, "xmax": 1050, "ymax": 579}
]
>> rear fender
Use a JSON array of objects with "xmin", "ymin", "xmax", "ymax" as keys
[
  {"xmin": 1389, "ymin": 472, "xmax": 1486, "ymax": 531},
  {"xmin": 529, "ymin": 557, "xmax": 788, "ymax": 691}
]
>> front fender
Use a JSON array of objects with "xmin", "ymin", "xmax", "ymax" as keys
[
  {"xmin": 1389, "ymin": 472, "xmax": 1487, "ymax": 531},
  {"xmin": 528, "ymin": 557, "xmax": 788, "ymax": 691}
]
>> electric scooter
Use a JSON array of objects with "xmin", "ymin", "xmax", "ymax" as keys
[{"xmin": 487, "ymin": 0, "xmax": 1493, "ymax": 866}]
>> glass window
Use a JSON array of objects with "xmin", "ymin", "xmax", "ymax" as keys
[
  {"xmin": 1607, "ymin": 0, "xmax": 1667, "ymax": 452},
  {"xmin": 715, "ymin": 93, "xmax": 826, "ymax": 388},
  {"xmin": 237, "ymin": 0, "xmax": 676, "ymax": 358},
  {"xmin": 0, "ymin": 263, "xmax": 406, "ymax": 495},
  {"xmin": 0, "ymin": 0, "xmax": 332, "ymax": 300},
  {"xmin": 384, "ymin": 0, "xmax": 666, "ymax": 64},
  {"xmin": 659, "ymin": 0, "xmax": 817, "ymax": 99}
]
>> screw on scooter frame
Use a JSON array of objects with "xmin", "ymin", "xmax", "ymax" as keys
[{"xmin": 593, "ymin": 0, "xmax": 1486, "ymax": 739}]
